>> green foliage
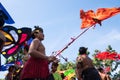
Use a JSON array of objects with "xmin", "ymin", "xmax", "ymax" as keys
[{"xmin": 58, "ymin": 62, "xmax": 76, "ymax": 71}]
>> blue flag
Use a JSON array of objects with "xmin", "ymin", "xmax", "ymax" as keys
[{"xmin": 0, "ymin": 3, "xmax": 15, "ymax": 24}]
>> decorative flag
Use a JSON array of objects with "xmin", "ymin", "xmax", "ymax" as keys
[
  {"xmin": 95, "ymin": 51, "xmax": 109, "ymax": 60},
  {"xmin": 118, "ymin": 54, "xmax": 120, "ymax": 59},
  {"xmin": 0, "ymin": 2, "xmax": 15, "ymax": 24},
  {"xmin": 80, "ymin": 7, "xmax": 120, "ymax": 29},
  {"xmin": 0, "ymin": 63, "xmax": 14, "ymax": 71},
  {"xmin": 95, "ymin": 51, "xmax": 120, "ymax": 60},
  {"xmin": 0, "ymin": 25, "xmax": 32, "ymax": 58}
]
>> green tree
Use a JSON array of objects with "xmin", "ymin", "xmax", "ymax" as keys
[{"xmin": 58, "ymin": 61, "xmax": 76, "ymax": 71}]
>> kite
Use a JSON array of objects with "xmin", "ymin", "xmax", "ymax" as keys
[
  {"xmin": 0, "ymin": 2, "xmax": 15, "ymax": 24},
  {"xmin": 80, "ymin": 7, "xmax": 120, "ymax": 29},
  {"xmin": 0, "ymin": 25, "xmax": 32, "ymax": 58}
]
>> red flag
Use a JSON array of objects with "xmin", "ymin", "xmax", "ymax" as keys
[
  {"xmin": 80, "ymin": 7, "xmax": 120, "ymax": 29},
  {"xmin": 118, "ymin": 54, "xmax": 120, "ymax": 59},
  {"xmin": 95, "ymin": 51, "xmax": 109, "ymax": 60},
  {"xmin": 107, "ymin": 52, "xmax": 118, "ymax": 60},
  {"xmin": 95, "ymin": 51, "xmax": 119, "ymax": 60}
]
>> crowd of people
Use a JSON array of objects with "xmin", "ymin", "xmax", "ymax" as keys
[
  {"xmin": 3, "ymin": 27, "xmax": 112, "ymax": 80},
  {"xmin": 0, "ymin": 17, "xmax": 112, "ymax": 80}
]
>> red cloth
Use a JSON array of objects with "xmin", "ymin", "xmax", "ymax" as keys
[
  {"xmin": 95, "ymin": 51, "xmax": 109, "ymax": 60},
  {"xmin": 80, "ymin": 7, "xmax": 120, "ymax": 29},
  {"xmin": 95, "ymin": 51, "xmax": 119, "ymax": 60},
  {"xmin": 118, "ymin": 54, "xmax": 120, "ymax": 59},
  {"xmin": 20, "ymin": 57, "xmax": 49, "ymax": 79}
]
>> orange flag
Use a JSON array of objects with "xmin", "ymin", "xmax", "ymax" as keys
[{"xmin": 80, "ymin": 7, "xmax": 120, "ymax": 29}]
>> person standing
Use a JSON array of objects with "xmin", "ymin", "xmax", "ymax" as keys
[
  {"xmin": 5, "ymin": 65, "xmax": 16, "ymax": 80},
  {"xmin": 48, "ymin": 60, "xmax": 62, "ymax": 80},
  {"xmin": 76, "ymin": 47, "xmax": 101, "ymax": 80},
  {"xmin": 20, "ymin": 26, "xmax": 57, "ymax": 80},
  {"xmin": 22, "ymin": 44, "xmax": 30, "ymax": 65}
]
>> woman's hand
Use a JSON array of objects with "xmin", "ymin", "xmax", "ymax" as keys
[{"xmin": 47, "ymin": 56, "xmax": 57, "ymax": 62}]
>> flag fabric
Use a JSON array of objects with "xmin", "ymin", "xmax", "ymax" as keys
[
  {"xmin": 0, "ymin": 63, "xmax": 14, "ymax": 71},
  {"xmin": 95, "ymin": 51, "xmax": 120, "ymax": 60},
  {"xmin": 0, "ymin": 26, "xmax": 32, "ymax": 58},
  {"xmin": 0, "ymin": 2, "xmax": 15, "ymax": 24},
  {"xmin": 80, "ymin": 7, "xmax": 120, "ymax": 29}
]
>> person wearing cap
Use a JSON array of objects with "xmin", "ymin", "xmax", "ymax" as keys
[
  {"xmin": 20, "ymin": 26, "xmax": 57, "ymax": 80},
  {"xmin": 75, "ymin": 47, "xmax": 101, "ymax": 80}
]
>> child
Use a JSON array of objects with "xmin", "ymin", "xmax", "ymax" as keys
[{"xmin": 49, "ymin": 60, "xmax": 62, "ymax": 80}]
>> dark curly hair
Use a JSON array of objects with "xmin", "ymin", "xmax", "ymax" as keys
[
  {"xmin": 8, "ymin": 65, "xmax": 15, "ymax": 72},
  {"xmin": 31, "ymin": 26, "xmax": 43, "ymax": 39}
]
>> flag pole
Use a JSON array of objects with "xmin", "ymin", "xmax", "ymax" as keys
[{"xmin": 55, "ymin": 27, "xmax": 90, "ymax": 57}]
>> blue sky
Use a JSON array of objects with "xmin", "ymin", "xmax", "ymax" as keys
[{"xmin": 0, "ymin": 0, "xmax": 120, "ymax": 79}]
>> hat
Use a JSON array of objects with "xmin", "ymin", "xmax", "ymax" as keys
[{"xmin": 79, "ymin": 47, "xmax": 88, "ymax": 54}]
